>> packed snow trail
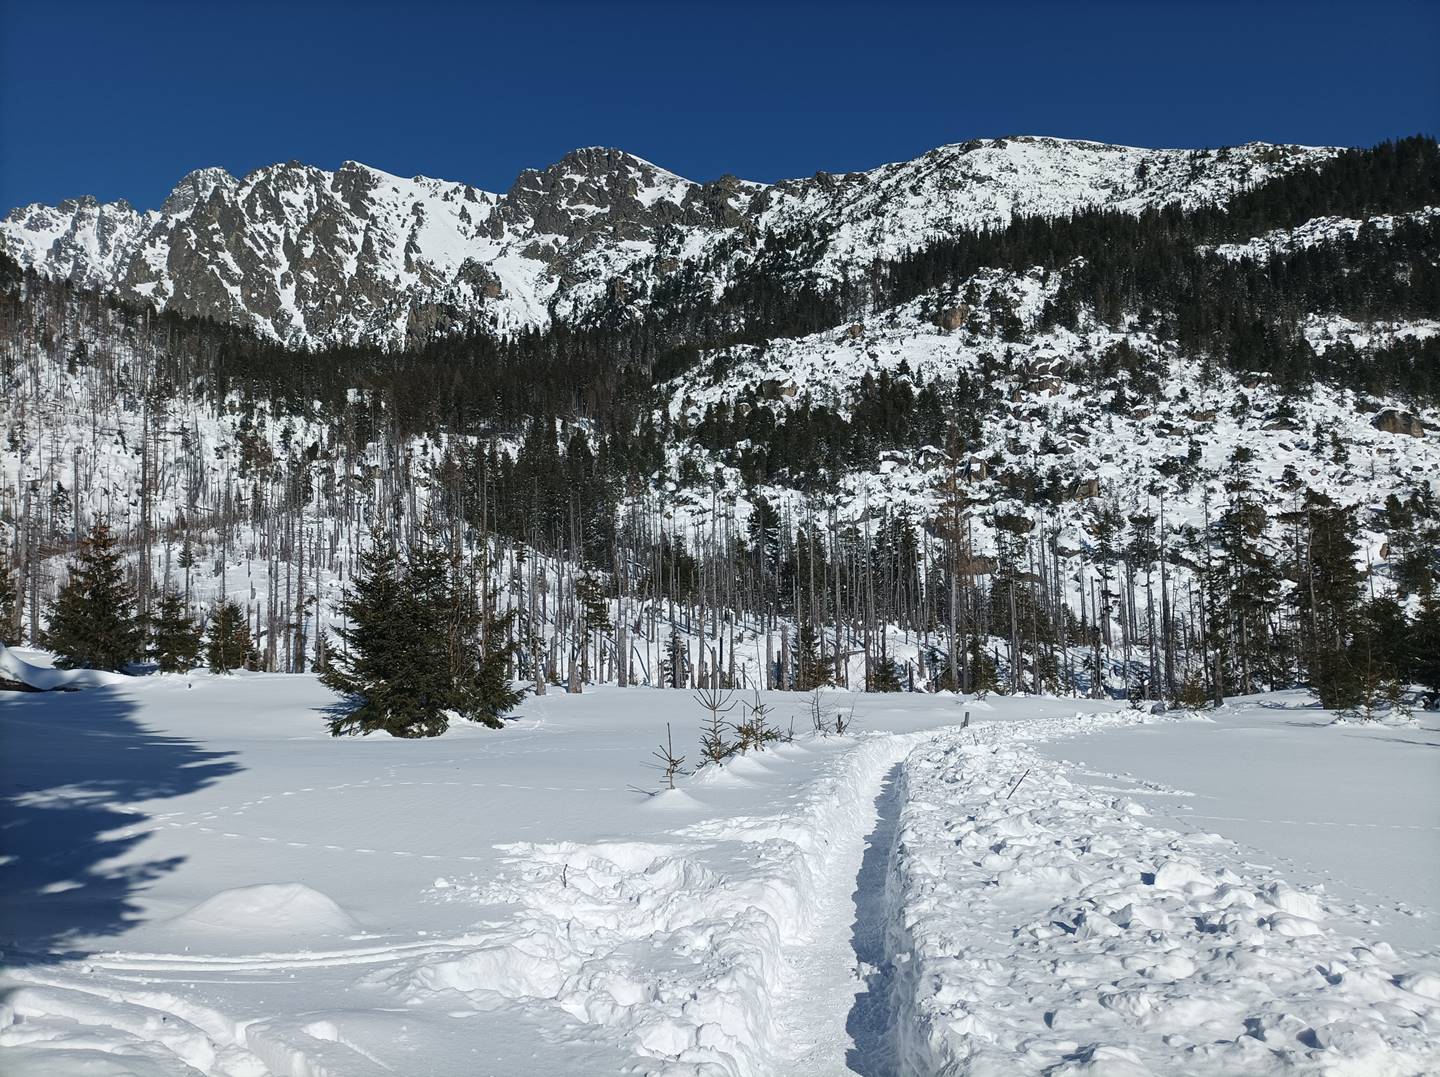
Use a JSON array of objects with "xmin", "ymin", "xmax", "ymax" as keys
[{"xmin": 402, "ymin": 729, "xmax": 940, "ymax": 1076}]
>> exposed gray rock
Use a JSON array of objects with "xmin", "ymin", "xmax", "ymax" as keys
[{"xmin": 1372, "ymin": 408, "xmax": 1427, "ymax": 437}]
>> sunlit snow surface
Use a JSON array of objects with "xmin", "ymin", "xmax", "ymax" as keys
[{"xmin": 1, "ymin": 664, "xmax": 1436, "ymax": 1076}]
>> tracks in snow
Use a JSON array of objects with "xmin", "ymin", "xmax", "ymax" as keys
[
  {"xmin": 768, "ymin": 759, "xmax": 908, "ymax": 1077},
  {"xmin": 395, "ymin": 730, "xmax": 938, "ymax": 1077},
  {"xmin": 1, "ymin": 969, "xmax": 395, "ymax": 1077},
  {"xmin": 10, "ymin": 709, "xmax": 1235, "ymax": 1077},
  {"xmin": 842, "ymin": 763, "xmax": 906, "ymax": 1077}
]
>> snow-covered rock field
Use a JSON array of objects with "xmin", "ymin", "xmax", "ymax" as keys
[{"xmin": 1, "ymin": 664, "xmax": 1436, "ymax": 1075}]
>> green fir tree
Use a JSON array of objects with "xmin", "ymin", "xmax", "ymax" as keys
[
  {"xmin": 323, "ymin": 535, "xmax": 527, "ymax": 738},
  {"xmin": 322, "ymin": 537, "xmax": 425, "ymax": 735},
  {"xmin": 43, "ymin": 520, "xmax": 143, "ymax": 671},
  {"xmin": 1296, "ymin": 493, "xmax": 1364, "ymax": 709},
  {"xmin": 792, "ymin": 618, "xmax": 834, "ymax": 691},
  {"xmin": 0, "ymin": 547, "xmax": 17, "ymax": 644},
  {"xmin": 151, "ymin": 589, "xmax": 203, "ymax": 672},
  {"xmin": 206, "ymin": 600, "xmax": 255, "ymax": 674}
]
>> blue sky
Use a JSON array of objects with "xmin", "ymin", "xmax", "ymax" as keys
[{"xmin": 2, "ymin": 0, "xmax": 1436, "ymax": 210}]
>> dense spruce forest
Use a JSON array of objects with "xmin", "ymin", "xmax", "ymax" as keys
[{"xmin": 2, "ymin": 136, "xmax": 1439, "ymax": 732}]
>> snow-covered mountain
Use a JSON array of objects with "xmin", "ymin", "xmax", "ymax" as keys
[
  {"xmin": 3, "ymin": 131, "xmax": 1436, "ymax": 708},
  {"xmin": 1, "ymin": 138, "xmax": 1330, "ymax": 348}
]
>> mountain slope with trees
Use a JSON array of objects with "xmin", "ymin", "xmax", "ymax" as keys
[{"xmin": 1, "ymin": 135, "xmax": 1437, "ymax": 725}]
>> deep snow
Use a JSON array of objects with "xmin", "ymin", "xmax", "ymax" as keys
[{"xmin": 1, "ymin": 663, "xmax": 1436, "ymax": 1076}]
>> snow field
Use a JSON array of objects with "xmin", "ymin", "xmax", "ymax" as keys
[
  {"xmin": 2, "ymin": 679, "xmax": 1437, "ymax": 1076},
  {"xmin": 882, "ymin": 715, "xmax": 1440, "ymax": 1076}
]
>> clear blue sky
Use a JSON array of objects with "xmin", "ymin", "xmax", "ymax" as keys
[{"xmin": 2, "ymin": 0, "xmax": 1436, "ymax": 211}]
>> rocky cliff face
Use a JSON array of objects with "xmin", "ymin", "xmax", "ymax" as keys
[{"xmin": 2, "ymin": 137, "xmax": 1331, "ymax": 348}]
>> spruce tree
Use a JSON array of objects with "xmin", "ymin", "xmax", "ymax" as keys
[
  {"xmin": 967, "ymin": 633, "xmax": 1000, "ymax": 695},
  {"xmin": 1412, "ymin": 595, "xmax": 1440, "ymax": 704},
  {"xmin": 461, "ymin": 608, "xmax": 527, "ymax": 728},
  {"xmin": 43, "ymin": 520, "xmax": 143, "ymax": 671},
  {"xmin": 312, "ymin": 625, "xmax": 331, "ymax": 674},
  {"xmin": 664, "ymin": 629, "xmax": 688, "ymax": 689},
  {"xmin": 206, "ymin": 600, "xmax": 255, "ymax": 674},
  {"xmin": 322, "ymin": 537, "xmax": 424, "ymax": 735},
  {"xmin": 868, "ymin": 655, "xmax": 903, "ymax": 693},
  {"xmin": 447, "ymin": 547, "xmax": 528, "ymax": 726},
  {"xmin": 1215, "ymin": 482, "xmax": 1284, "ymax": 693},
  {"xmin": 323, "ymin": 536, "xmax": 527, "ymax": 738},
  {"xmin": 151, "ymin": 589, "xmax": 202, "ymax": 672},
  {"xmin": 792, "ymin": 618, "xmax": 834, "ymax": 691},
  {"xmin": 397, "ymin": 538, "xmax": 466, "ymax": 734},
  {"xmin": 1341, "ymin": 597, "xmax": 1410, "ymax": 721}
]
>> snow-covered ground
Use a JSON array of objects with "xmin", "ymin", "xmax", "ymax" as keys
[
  {"xmin": 886, "ymin": 710, "xmax": 1440, "ymax": 1076},
  {"xmin": 2, "ymin": 663, "xmax": 1437, "ymax": 1075},
  {"xmin": 1036, "ymin": 694, "xmax": 1440, "ymax": 952}
]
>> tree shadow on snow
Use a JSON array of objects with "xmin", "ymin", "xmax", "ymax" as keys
[
  {"xmin": 845, "ymin": 762, "xmax": 904, "ymax": 1076},
  {"xmin": 0, "ymin": 685, "xmax": 240, "ymax": 965}
]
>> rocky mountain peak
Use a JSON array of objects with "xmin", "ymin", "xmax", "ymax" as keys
[
  {"xmin": 160, "ymin": 167, "xmax": 237, "ymax": 217},
  {"xmin": 500, "ymin": 146, "xmax": 694, "ymax": 238},
  {"xmin": 1, "ymin": 137, "xmax": 1336, "ymax": 349}
]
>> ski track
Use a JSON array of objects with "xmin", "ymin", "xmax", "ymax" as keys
[
  {"xmin": 1, "ymin": 969, "xmax": 396, "ymax": 1077},
  {"xmin": 118, "ymin": 767, "xmax": 628, "ymax": 864}
]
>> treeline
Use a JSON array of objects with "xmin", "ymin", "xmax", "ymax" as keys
[{"xmin": 9, "ymin": 461, "xmax": 1438, "ymax": 723}]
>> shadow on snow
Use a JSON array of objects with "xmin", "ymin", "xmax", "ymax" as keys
[
  {"xmin": 0, "ymin": 685, "xmax": 240, "ymax": 964},
  {"xmin": 845, "ymin": 761, "xmax": 904, "ymax": 1076}
]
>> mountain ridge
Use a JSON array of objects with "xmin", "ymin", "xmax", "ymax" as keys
[{"xmin": 2, "ymin": 136, "xmax": 1334, "ymax": 349}]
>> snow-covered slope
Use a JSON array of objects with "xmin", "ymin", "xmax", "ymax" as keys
[
  {"xmin": 657, "ymin": 266, "xmax": 1440, "ymax": 564},
  {"xmin": 1, "ymin": 138, "xmax": 1332, "ymax": 348},
  {"xmin": 1207, "ymin": 205, "xmax": 1440, "ymax": 261}
]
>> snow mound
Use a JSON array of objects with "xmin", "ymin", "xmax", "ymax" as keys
[
  {"xmin": 168, "ymin": 883, "xmax": 360, "ymax": 939},
  {"xmin": 0, "ymin": 645, "xmax": 128, "ymax": 691}
]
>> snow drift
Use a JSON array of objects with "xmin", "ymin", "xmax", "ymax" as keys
[{"xmin": 0, "ymin": 645, "xmax": 128, "ymax": 691}]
